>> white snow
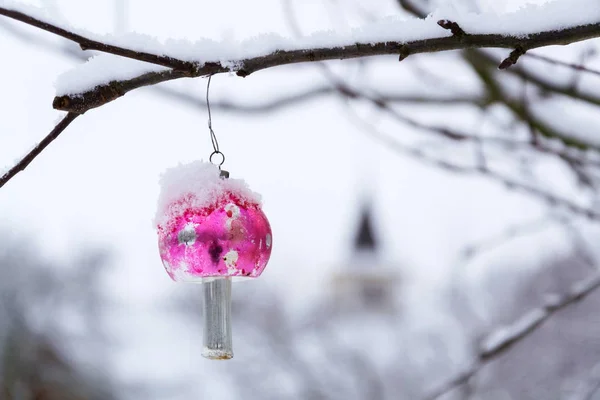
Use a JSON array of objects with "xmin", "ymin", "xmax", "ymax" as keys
[
  {"xmin": 481, "ymin": 308, "xmax": 546, "ymax": 353},
  {"xmin": 155, "ymin": 161, "xmax": 261, "ymax": 228},
  {"xmin": 59, "ymin": 0, "xmax": 600, "ymax": 63},
  {"xmin": 17, "ymin": 0, "xmax": 595, "ymax": 96},
  {"xmin": 431, "ymin": 0, "xmax": 600, "ymax": 37},
  {"xmin": 54, "ymin": 54, "xmax": 170, "ymax": 96},
  {"xmin": 224, "ymin": 249, "xmax": 239, "ymax": 273},
  {"xmin": 569, "ymin": 274, "xmax": 600, "ymax": 297}
]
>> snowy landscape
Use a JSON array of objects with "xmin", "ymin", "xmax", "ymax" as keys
[{"xmin": 1, "ymin": 0, "xmax": 600, "ymax": 399}]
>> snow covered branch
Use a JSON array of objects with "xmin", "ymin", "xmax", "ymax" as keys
[
  {"xmin": 2, "ymin": 2, "xmax": 600, "ymax": 115},
  {"xmin": 52, "ymin": 68, "xmax": 192, "ymax": 114},
  {"xmin": 50, "ymin": 20, "xmax": 600, "ymax": 114},
  {"xmin": 425, "ymin": 273, "xmax": 600, "ymax": 400},
  {"xmin": 0, "ymin": 113, "xmax": 78, "ymax": 189}
]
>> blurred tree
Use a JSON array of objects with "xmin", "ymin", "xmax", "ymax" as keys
[{"xmin": 0, "ymin": 233, "xmax": 116, "ymax": 400}]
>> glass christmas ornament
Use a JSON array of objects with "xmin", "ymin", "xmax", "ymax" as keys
[{"xmin": 155, "ymin": 161, "xmax": 272, "ymax": 360}]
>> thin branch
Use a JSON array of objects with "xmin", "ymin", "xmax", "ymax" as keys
[
  {"xmin": 343, "ymin": 99, "xmax": 600, "ymax": 221},
  {"xmin": 0, "ymin": 18, "xmax": 88, "ymax": 61},
  {"xmin": 425, "ymin": 273, "xmax": 600, "ymax": 400},
  {"xmin": 397, "ymin": 0, "xmax": 427, "ymax": 18},
  {"xmin": 337, "ymin": 74, "xmax": 600, "ymax": 173},
  {"xmin": 498, "ymin": 45, "xmax": 526, "ymax": 70},
  {"xmin": 437, "ymin": 19, "xmax": 467, "ymax": 37},
  {"xmin": 0, "ymin": 113, "xmax": 79, "ymax": 189},
  {"xmin": 52, "ymin": 69, "xmax": 192, "ymax": 114},
  {"xmin": 526, "ymin": 52, "xmax": 600, "ymax": 78},
  {"xmin": 464, "ymin": 49, "xmax": 600, "ymax": 151},
  {"xmin": 155, "ymin": 84, "xmax": 489, "ymax": 114},
  {"xmin": 475, "ymin": 49, "xmax": 600, "ymax": 108},
  {"xmin": 459, "ymin": 215, "xmax": 555, "ymax": 260},
  {"xmin": 0, "ymin": 6, "xmax": 193, "ymax": 70}
]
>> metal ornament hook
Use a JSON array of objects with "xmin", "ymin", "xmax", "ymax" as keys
[
  {"xmin": 209, "ymin": 150, "xmax": 225, "ymax": 168},
  {"xmin": 206, "ymin": 75, "xmax": 227, "ymax": 171}
]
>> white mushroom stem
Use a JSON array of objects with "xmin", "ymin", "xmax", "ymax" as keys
[{"xmin": 202, "ymin": 277, "xmax": 233, "ymax": 360}]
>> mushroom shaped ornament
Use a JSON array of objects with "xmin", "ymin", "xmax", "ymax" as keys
[{"xmin": 155, "ymin": 161, "xmax": 272, "ymax": 360}]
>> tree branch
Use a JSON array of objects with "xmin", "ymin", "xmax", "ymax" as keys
[
  {"xmin": 154, "ymin": 84, "xmax": 490, "ymax": 114},
  {"xmin": 343, "ymin": 98, "xmax": 600, "ymax": 221},
  {"xmin": 397, "ymin": 0, "xmax": 427, "ymax": 18},
  {"xmin": 52, "ymin": 69, "xmax": 192, "ymax": 114},
  {"xmin": 1, "ymin": 6, "xmax": 596, "ymax": 114},
  {"xmin": 3, "ymin": 21, "xmax": 487, "ymax": 115},
  {"xmin": 425, "ymin": 272, "xmax": 600, "ymax": 400},
  {"xmin": 54, "ymin": 19, "xmax": 600, "ymax": 114},
  {"xmin": 0, "ymin": 6, "xmax": 194, "ymax": 71},
  {"xmin": 0, "ymin": 113, "xmax": 79, "ymax": 189},
  {"xmin": 526, "ymin": 52, "xmax": 600, "ymax": 78}
]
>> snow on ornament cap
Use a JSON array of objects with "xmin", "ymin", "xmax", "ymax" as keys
[
  {"xmin": 156, "ymin": 161, "xmax": 272, "ymax": 281},
  {"xmin": 155, "ymin": 161, "xmax": 273, "ymax": 360}
]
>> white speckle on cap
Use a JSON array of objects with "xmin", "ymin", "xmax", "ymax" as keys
[{"xmin": 223, "ymin": 249, "xmax": 239, "ymax": 273}]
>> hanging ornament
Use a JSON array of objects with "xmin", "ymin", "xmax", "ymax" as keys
[{"xmin": 155, "ymin": 76, "xmax": 272, "ymax": 360}]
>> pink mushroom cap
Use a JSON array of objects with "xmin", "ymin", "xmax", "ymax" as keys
[{"xmin": 155, "ymin": 162, "xmax": 272, "ymax": 282}]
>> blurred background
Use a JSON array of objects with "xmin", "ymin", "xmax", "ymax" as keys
[{"xmin": 2, "ymin": 0, "xmax": 600, "ymax": 399}]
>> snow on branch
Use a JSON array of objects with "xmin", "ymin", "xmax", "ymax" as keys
[
  {"xmin": 51, "ymin": 19, "xmax": 600, "ymax": 114},
  {"xmin": 2, "ymin": 0, "xmax": 600, "ymax": 115},
  {"xmin": 425, "ymin": 273, "xmax": 600, "ymax": 400}
]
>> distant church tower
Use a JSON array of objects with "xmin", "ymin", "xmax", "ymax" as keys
[{"xmin": 330, "ymin": 201, "xmax": 400, "ymax": 313}]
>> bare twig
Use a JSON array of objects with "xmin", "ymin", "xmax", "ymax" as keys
[
  {"xmin": 526, "ymin": 52, "xmax": 600, "ymax": 78},
  {"xmin": 155, "ymin": 84, "xmax": 489, "ymax": 114},
  {"xmin": 475, "ymin": 50, "xmax": 600, "ymax": 108},
  {"xmin": 0, "ymin": 113, "xmax": 79, "ymax": 189},
  {"xmin": 0, "ymin": 6, "xmax": 194, "ymax": 70},
  {"xmin": 343, "ymin": 100, "xmax": 600, "ymax": 221},
  {"xmin": 499, "ymin": 45, "xmax": 526, "ymax": 70},
  {"xmin": 460, "ymin": 213, "xmax": 597, "ymax": 270},
  {"xmin": 397, "ymin": 0, "xmax": 427, "ymax": 18},
  {"xmin": 425, "ymin": 273, "xmax": 600, "ymax": 400},
  {"xmin": 437, "ymin": 19, "xmax": 467, "ymax": 37},
  {"xmin": 459, "ymin": 215, "xmax": 555, "ymax": 260},
  {"xmin": 464, "ymin": 49, "xmax": 599, "ymax": 150}
]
